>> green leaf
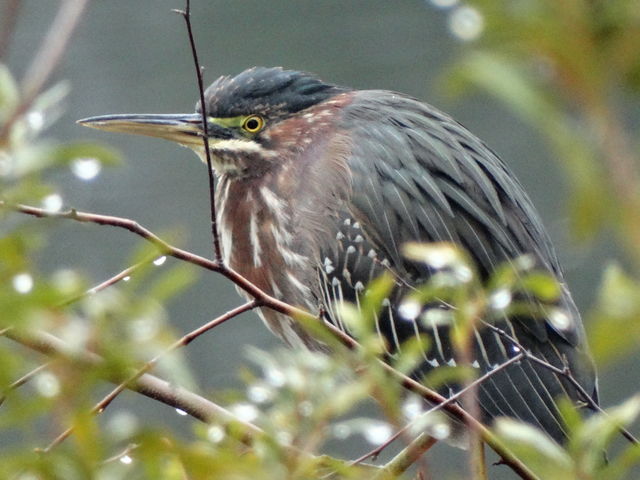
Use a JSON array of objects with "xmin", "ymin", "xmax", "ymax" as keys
[
  {"xmin": 574, "ymin": 395, "xmax": 640, "ymax": 472},
  {"xmin": 521, "ymin": 271, "xmax": 561, "ymax": 302},
  {"xmin": 0, "ymin": 64, "xmax": 19, "ymax": 117},
  {"xmin": 588, "ymin": 263, "xmax": 640, "ymax": 366},
  {"xmin": 144, "ymin": 262, "xmax": 197, "ymax": 303},
  {"xmin": 444, "ymin": 51, "xmax": 557, "ymax": 125},
  {"xmin": 493, "ymin": 418, "xmax": 574, "ymax": 479}
]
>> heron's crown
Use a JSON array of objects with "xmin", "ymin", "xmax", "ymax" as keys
[{"xmin": 198, "ymin": 67, "xmax": 348, "ymax": 118}]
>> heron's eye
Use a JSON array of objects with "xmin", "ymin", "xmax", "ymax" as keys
[{"xmin": 242, "ymin": 115, "xmax": 264, "ymax": 133}]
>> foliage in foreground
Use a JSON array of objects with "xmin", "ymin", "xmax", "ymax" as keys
[{"xmin": 2, "ymin": 1, "xmax": 640, "ymax": 478}]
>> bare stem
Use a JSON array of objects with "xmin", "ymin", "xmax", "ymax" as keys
[
  {"xmin": 376, "ymin": 352, "xmax": 526, "ymax": 478},
  {"xmin": 174, "ymin": 0, "xmax": 223, "ymax": 263},
  {"xmin": 59, "ymin": 255, "xmax": 157, "ymax": 307},
  {"xmin": 3, "ymin": 328, "xmax": 258, "ymax": 430},
  {"xmin": 483, "ymin": 321, "xmax": 640, "ymax": 446},
  {"xmin": 0, "ymin": 361, "xmax": 51, "ymax": 406}
]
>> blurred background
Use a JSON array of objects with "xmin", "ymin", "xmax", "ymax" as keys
[{"xmin": 3, "ymin": 0, "xmax": 639, "ymax": 478}]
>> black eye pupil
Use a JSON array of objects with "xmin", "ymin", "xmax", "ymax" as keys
[{"xmin": 246, "ymin": 118, "xmax": 259, "ymax": 130}]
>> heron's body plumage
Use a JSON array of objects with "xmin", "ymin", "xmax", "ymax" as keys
[{"xmin": 80, "ymin": 67, "xmax": 598, "ymax": 444}]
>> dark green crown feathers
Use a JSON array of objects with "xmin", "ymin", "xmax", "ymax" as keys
[{"xmin": 199, "ymin": 67, "xmax": 348, "ymax": 118}]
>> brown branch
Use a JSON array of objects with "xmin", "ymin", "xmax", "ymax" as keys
[
  {"xmin": 173, "ymin": 1, "xmax": 223, "ymax": 263},
  {"xmin": 353, "ymin": 351, "xmax": 525, "ymax": 467},
  {"xmin": 1, "ymin": 201, "xmax": 537, "ymax": 479},
  {"xmin": 59, "ymin": 255, "xmax": 157, "ymax": 307},
  {"xmin": 4, "ymin": 329, "xmax": 381, "ymax": 476},
  {"xmin": 0, "ymin": 361, "xmax": 51, "ymax": 407},
  {"xmin": 0, "ymin": 0, "xmax": 89, "ymax": 141},
  {"xmin": 374, "ymin": 352, "xmax": 526, "ymax": 478},
  {"xmin": 41, "ymin": 300, "xmax": 259, "ymax": 451},
  {"xmin": 3, "ymin": 328, "xmax": 258, "ymax": 430}
]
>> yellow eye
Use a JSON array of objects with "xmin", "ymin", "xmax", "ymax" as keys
[{"xmin": 242, "ymin": 115, "xmax": 264, "ymax": 133}]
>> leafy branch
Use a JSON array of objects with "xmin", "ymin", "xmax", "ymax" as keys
[{"xmin": 0, "ymin": 199, "xmax": 538, "ymax": 479}]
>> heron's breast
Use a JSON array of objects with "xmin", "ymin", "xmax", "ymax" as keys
[{"xmin": 217, "ymin": 175, "xmax": 321, "ymax": 345}]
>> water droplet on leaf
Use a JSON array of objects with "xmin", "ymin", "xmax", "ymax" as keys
[
  {"xmin": 153, "ymin": 256, "xmax": 167, "ymax": 266},
  {"xmin": 27, "ymin": 111, "xmax": 44, "ymax": 132},
  {"xmin": 549, "ymin": 309, "xmax": 572, "ymax": 331},
  {"xmin": 12, "ymin": 272, "xmax": 33, "ymax": 294},
  {"xmin": 490, "ymin": 288, "xmax": 512, "ymax": 310},
  {"xmin": 207, "ymin": 425, "xmax": 225, "ymax": 443},
  {"xmin": 34, "ymin": 372, "xmax": 60, "ymax": 398},
  {"xmin": 71, "ymin": 157, "xmax": 101, "ymax": 181},
  {"xmin": 402, "ymin": 395, "xmax": 424, "ymax": 420},
  {"xmin": 449, "ymin": 5, "xmax": 484, "ymax": 41},
  {"xmin": 231, "ymin": 403, "xmax": 259, "ymax": 422},
  {"xmin": 247, "ymin": 384, "xmax": 273, "ymax": 404}
]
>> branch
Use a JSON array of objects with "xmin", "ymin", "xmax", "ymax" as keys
[
  {"xmin": 41, "ymin": 300, "xmax": 259, "ymax": 451},
  {"xmin": 376, "ymin": 352, "xmax": 526, "ymax": 478},
  {"xmin": 483, "ymin": 321, "xmax": 640, "ymax": 445},
  {"xmin": 0, "ymin": 361, "xmax": 51, "ymax": 407},
  {"xmin": 173, "ymin": 0, "xmax": 223, "ymax": 263},
  {"xmin": 1, "ymin": 201, "xmax": 293, "ymax": 311},
  {"xmin": 4, "ymin": 328, "xmax": 259, "ymax": 432},
  {"xmin": 4, "ymin": 328, "xmax": 381, "ymax": 476},
  {"xmin": 2, "ymin": 201, "xmax": 537, "ymax": 478},
  {"xmin": 60, "ymin": 255, "xmax": 158, "ymax": 306}
]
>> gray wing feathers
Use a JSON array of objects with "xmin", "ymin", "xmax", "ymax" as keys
[{"xmin": 320, "ymin": 90, "xmax": 598, "ymax": 441}]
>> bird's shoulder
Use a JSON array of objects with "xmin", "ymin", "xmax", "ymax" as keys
[
  {"xmin": 318, "ymin": 88, "xmax": 584, "ymax": 346},
  {"xmin": 336, "ymin": 89, "xmax": 560, "ymax": 277}
]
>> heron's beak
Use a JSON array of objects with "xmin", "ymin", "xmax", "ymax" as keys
[{"xmin": 77, "ymin": 113, "xmax": 226, "ymax": 148}]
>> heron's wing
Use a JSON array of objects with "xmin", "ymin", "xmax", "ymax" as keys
[
  {"xmin": 316, "ymin": 90, "xmax": 597, "ymax": 442},
  {"xmin": 337, "ymin": 90, "xmax": 584, "ymax": 340}
]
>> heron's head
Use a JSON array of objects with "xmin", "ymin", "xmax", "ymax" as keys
[{"xmin": 78, "ymin": 67, "xmax": 349, "ymax": 176}]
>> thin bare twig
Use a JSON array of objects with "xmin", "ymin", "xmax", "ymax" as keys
[
  {"xmin": 174, "ymin": 1, "xmax": 223, "ymax": 263},
  {"xmin": 59, "ymin": 255, "xmax": 158, "ymax": 307},
  {"xmin": 0, "ymin": 0, "xmax": 89, "ymax": 141},
  {"xmin": 0, "ymin": 361, "xmax": 51, "ymax": 406},
  {"xmin": 353, "ymin": 351, "xmax": 523, "ymax": 466},
  {"xmin": 351, "ymin": 429, "xmax": 405, "ymax": 465},
  {"xmin": 103, "ymin": 443, "xmax": 138, "ymax": 465},
  {"xmin": 41, "ymin": 300, "xmax": 259, "ymax": 451},
  {"xmin": 483, "ymin": 321, "xmax": 640, "ymax": 445},
  {"xmin": 373, "ymin": 352, "xmax": 526, "ymax": 478}
]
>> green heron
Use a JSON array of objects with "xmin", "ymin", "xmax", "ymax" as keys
[{"xmin": 79, "ymin": 67, "xmax": 597, "ymax": 443}]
